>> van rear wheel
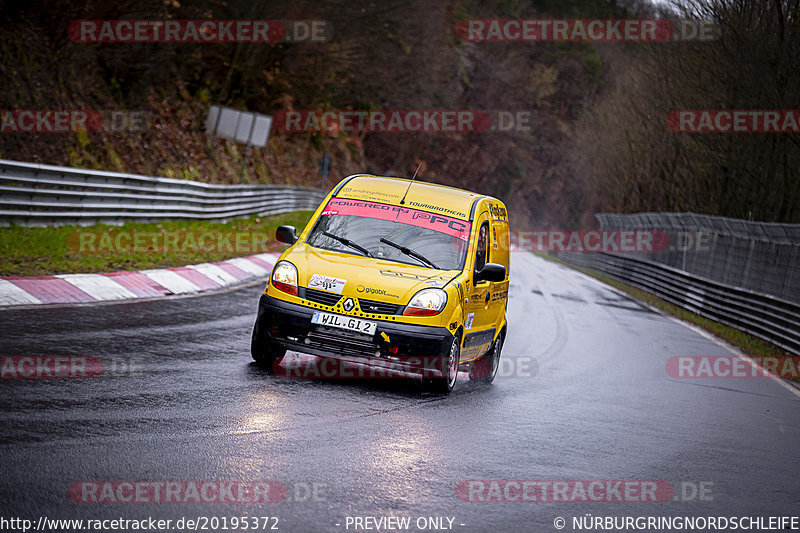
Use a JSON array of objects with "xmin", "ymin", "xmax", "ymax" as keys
[{"xmin": 469, "ymin": 333, "xmax": 502, "ymax": 383}]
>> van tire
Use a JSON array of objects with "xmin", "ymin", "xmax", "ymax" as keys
[
  {"xmin": 251, "ymin": 324, "xmax": 286, "ymax": 372},
  {"xmin": 424, "ymin": 336, "xmax": 460, "ymax": 394},
  {"xmin": 469, "ymin": 333, "xmax": 503, "ymax": 383}
]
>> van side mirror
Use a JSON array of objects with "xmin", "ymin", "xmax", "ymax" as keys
[
  {"xmin": 474, "ymin": 263, "xmax": 506, "ymax": 283},
  {"xmin": 276, "ymin": 225, "xmax": 298, "ymax": 245}
]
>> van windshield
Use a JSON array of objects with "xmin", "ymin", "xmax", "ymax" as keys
[{"xmin": 305, "ymin": 198, "xmax": 470, "ymax": 270}]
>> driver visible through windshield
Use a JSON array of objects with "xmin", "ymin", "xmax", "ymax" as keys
[{"xmin": 305, "ymin": 198, "xmax": 470, "ymax": 271}]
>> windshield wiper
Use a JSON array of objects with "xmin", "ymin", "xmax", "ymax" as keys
[
  {"xmin": 322, "ymin": 231, "xmax": 373, "ymax": 257},
  {"xmin": 379, "ymin": 237, "xmax": 439, "ymax": 269}
]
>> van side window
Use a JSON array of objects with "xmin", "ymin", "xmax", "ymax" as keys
[{"xmin": 475, "ymin": 222, "xmax": 489, "ymax": 273}]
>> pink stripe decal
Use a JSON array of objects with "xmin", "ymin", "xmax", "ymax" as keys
[
  {"xmin": 102, "ymin": 271, "xmax": 171, "ymax": 297},
  {"xmin": 323, "ymin": 198, "xmax": 470, "ymax": 241},
  {"xmin": 169, "ymin": 267, "xmax": 221, "ymax": 290},
  {"xmin": 5, "ymin": 277, "xmax": 95, "ymax": 303}
]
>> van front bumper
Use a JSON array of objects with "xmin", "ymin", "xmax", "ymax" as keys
[{"xmin": 253, "ymin": 293, "xmax": 456, "ymax": 376}]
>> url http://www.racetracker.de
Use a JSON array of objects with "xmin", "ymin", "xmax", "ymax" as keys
[{"xmin": 0, "ymin": 516, "xmax": 281, "ymax": 532}]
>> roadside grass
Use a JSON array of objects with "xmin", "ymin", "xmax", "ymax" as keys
[
  {"xmin": 534, "ymin": 252, "xmax": 800, "ymax": 383},
  {"xmin": 0, "ymin": 211, "xmax": 314, "ymax": 277}
]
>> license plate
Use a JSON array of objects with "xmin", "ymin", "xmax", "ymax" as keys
[{"xmin": 311, "ymin": 311, "xmax": 377, "ymax": 335}]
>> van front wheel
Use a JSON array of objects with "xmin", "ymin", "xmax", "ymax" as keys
[
  {"xmin": 251, "ymin": 325, "xmax": 286, "ymax": 372},
  {"xmin": 424, "ymin": 337, "xmax": 460, "ymax": 394}
]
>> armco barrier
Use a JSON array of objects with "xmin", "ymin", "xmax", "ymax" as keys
[
  {"xmin": 0, "ymin": 159, "xmax": 326, "ymax": 226},
  {"xmin": 595, "ymin": 212, "xmax": 800, "ymax": 304}
]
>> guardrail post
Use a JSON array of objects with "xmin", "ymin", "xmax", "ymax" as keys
[
  {"xmin": 784, "ymin": 244, "xmax": 798, "ymax": 300},
  {"xmin": 740, "ymin": 238, "xmax": 756, "ymax": 288},
  {"xmin": 705, "ymin": 232, "xmax": 717, "ymax": 279},
  {"xmin": 721, "ymin": 240, "xmax": 734, "ymax": 285}
]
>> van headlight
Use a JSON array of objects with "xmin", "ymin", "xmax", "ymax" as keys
[
  {"xmin": 271, "ymin": 261, "xmax": 298, "ymax": 296},
  {"xmin": 403, "ymin": 288, "xmax": 447, "ymax": 316}
]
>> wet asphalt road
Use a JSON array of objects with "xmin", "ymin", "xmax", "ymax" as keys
[{"xmin": 1, "ymin": 253, "xmax": 799, "ymax": 533}]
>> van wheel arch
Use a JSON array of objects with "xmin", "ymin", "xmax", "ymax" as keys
[{"xmin": 469, "ymin": 326, "xmax": 505, "ymax": 382}]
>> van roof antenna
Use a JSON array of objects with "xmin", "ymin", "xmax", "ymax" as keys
[{"xmin": 399, "ymin": 163, "xmax": 422, "ymax": 205}]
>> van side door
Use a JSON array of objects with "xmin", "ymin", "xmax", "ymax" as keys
[{"xmin": 461, "ymin": 211, "xmax": 495, "ymax": 360}]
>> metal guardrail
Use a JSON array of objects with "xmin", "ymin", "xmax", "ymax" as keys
[
  {"xmin": 596, "ymin": 212, "xmax": 800, "ymax": 303},
  {"xmin": 0, "ymin": 159, "xmax": 326, "ymax": 226},
  {"xmin": 553, "ymin": 251, "xmax": 800, "ymax": 356}
]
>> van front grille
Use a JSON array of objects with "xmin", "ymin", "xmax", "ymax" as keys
[
  {"xmin": 358, "ymin": 299, "xmax": 401, "ymax": 315},
  {"xmin": 304, "ymin": 288, "xmax": 342, "ymax": 307}
]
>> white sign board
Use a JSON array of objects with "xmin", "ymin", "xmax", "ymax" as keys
[{"xmin": 206, "ymin": 105, "xmax": 272, "ymax": 148}]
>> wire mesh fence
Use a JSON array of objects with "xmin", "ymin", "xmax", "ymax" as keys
[{"xmin": 594, "ymin": 212, "xmax": 800, "ymax": 304}]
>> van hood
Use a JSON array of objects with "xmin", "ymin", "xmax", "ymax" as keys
[{"xmin": 283, "ymin": 244, "xmax": 458, "ymax": 303}]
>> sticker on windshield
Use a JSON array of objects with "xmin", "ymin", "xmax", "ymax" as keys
[
  {"xmin": 323, "ymin": 198, "xmax": 470, "ymax": 241},
  {"xmin": 308, "ymin": 274, "xmax": 347, "ymax": 294}
]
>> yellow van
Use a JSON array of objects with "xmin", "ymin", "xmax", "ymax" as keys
[{"xmin": 251, "ymin": 174, "xmax": 510, "ymax": 393}]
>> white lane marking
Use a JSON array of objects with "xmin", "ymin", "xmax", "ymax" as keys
[
  {"xmin": 665, "ymin": 317, "xmax": 800, "ymax": 399},
  {"xmin": 577, "ymin": 267, "xmax": 800, "ymax": 399},
  {"xmin": 225, "ymin": 257, "xmax": 270, "ymax": 277},
  {"xmin": 55, "ymin": 274, "xmax": 138, "ymax": 301},
  {"xmin": 187, "ymin": 263, "xmax": 239, "ymax": 286},
  {"xmin": 0, "ymin": 279, "xmax": 42, "ymax": 305},
  {"xmin": 141, "ymin": 269, "xmax": 201, "ymax": 294}
]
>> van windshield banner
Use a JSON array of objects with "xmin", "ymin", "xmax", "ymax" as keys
[{"xmin": 321, "ymin": 198, "xmax": 470, "ymax": 241}]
